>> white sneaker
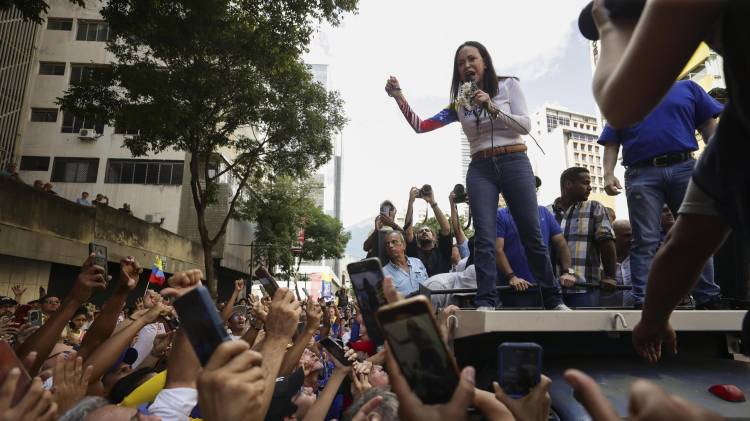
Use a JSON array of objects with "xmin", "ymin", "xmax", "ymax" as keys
[
  {"xmin": 552, "ymin": 303, "xmax": 573, "ymax": 311},
  {"xmin": 476, "ymin": 306, "xmax": 496, "ymax": 311}
]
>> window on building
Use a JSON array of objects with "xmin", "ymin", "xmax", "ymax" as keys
[
  {"xmin": 588, "ymin": 145, "xmax": 593, "ymax": 152},
  {"xmin": 19, "ymin": 156, "xmax": 50, "ymax": 171},
  {"xmin": 574, "ymin": 152, "xmax": 580, "ymax": 161},
  {"xmin": 573, "ymin": 143, "xmax": 578, "ymax": 150},
  {"xmin": 39, "ymin": 62, "xmax": 65, "ymax": 76},
  {"xmin": 76, "ymin": 20, "xmax": 109, "ymax": 41},
  {"xmin": 559, "ymin": 117, "xmax": 570, "ymax": 126},
  {"xmin": 61, "ymin": 112, "xmax": 104, "ymax": 134},
  {"xmin": 69, "ymin": 64, "xmax": 108, "ymax": 84},
  {"xmin": 51, "ymin": 158, "xmax": 99, "ymax": 183},
  {"xmin": 105, "ymin": 159, "xmax": 183, "ymax": 185},
  {"xmin": 114, "ymin": 125, "xmax": 140, "ymax": 135},
  {"xmin": 47, "ymin": 18, "xmax": 73, "ymax": 31},
  {"xmin": 31, "ymin": 108, "xmax": 58, "ymax": 122}
]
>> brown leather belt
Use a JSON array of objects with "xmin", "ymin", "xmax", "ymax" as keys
[{"xmin": 471, "ymin": 144, "xmax": 527, "ymax": 160}]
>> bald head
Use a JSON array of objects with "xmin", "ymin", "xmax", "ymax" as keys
[{"xmin": 613, "ymin": 220, "xmax": 632, "ymax": 261}]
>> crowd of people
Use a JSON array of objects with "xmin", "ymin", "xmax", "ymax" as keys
[
  {"xmin": 0, "ymin": 250, "xmax": 730, "ymax": 421},
  {"xmin": 1, "ymin": 0, "xmax": 749, "ymax": 419}
]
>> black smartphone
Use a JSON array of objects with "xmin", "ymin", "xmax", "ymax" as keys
[
  {"xmin": 319, "ymin": 337, "xmax": 352, "ymax": 366},
  {"xmin": 88, "ymin": 243, "xmax": 108, "ymax": 282},
  {"xmin": 254, "ymin": 267, "xmax": 279, "ymax": 298},
  {"xmin": 173, "ymin": 286, "xmax": 230, "ymax": 366},
  {"xmin": 27, "ymin": 309, "xmax": 42, "ymax": 327},
  {"xmin": 347, "ymin": 258, "xmax": 387, "ymax": 346},
  {"xmin": 497, "ymin": 342, "xmax": 543, "ymax": 398},
  {"xmin": 376, "ymin": 295, "xmax": 459, "ymax": 404}
]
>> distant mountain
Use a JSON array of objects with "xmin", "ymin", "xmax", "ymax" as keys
[{"xmin": 344, "ymin": 217, "xmax": 375, "ymax": 260}]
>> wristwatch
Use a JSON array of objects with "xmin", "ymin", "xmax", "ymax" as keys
[{"xmin": 563, "ymin": 268, "xmax": 576, "ymax": 277}]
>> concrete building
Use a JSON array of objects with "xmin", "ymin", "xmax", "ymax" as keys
[
  {"xmin": 0, "ymin": 6, "xmax": 38, "ymax": 170},
  {"xmin": 527, "ymin": 104, "xmax": 615, "ymax": 210},
  {"xmin": 9, "ymin": 0, "xmax": 253, "ymax": 296}
]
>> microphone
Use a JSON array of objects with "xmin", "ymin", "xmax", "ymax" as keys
[{"xmin": 464, "ymin": 75, "xmax": 497, "ymax": 118}]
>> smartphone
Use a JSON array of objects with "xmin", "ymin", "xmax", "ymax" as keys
[
  {"xmin": 347, "ymin": 258, "xmax": 387, "ymax": 346},
  {"xmin": 319, "ymin": 337, "xmax": 352, "ymax": 366},
  {"xmin": 0, "ymin": 341, "xmax": 32, "ymax": 405},
  {"xmin": 173, "ymin": 286, "xmax": 230, "ymax": 366},
  {"xmin": 380, "ymin": 204, "xmax": 392, "ymax": 217},
  {"xmin": 88, "ymin": 243, "xmax": 108, "ymax": 282},
  {"xmin": 27, "ymin": 309, "xmax": 42, "ymax": 327},
  {"xmin": 376, "ymin": 295, "xmax": 459, "ymax": 404},
  {"xmin": 497, "ymin": 342, "xmax": 543, "ymax": 398},
  {"xmin": 254, "ymin": 267, "xmax": 279, "ymax": 298}
]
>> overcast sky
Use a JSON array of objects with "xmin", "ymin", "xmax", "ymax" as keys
[{"xmin": 303, "ymin": 0, "xmax": 597, "ymax": 227}]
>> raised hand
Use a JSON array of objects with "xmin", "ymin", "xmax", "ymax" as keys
[
  {"xmin": 70, "ymin": 253, "xmax": 107, "ymax": 303},
  {"xmin": 11, "ymin": 285, "xmax": 26, "ymax": 301},
  {"xmin": 118, "ymin": 256, "xmax": 142, "ymax": 292},
  {"xmin": 234, "ymin": 279, "xmax": 245, "ymax": 293},
  {"xmin": 51, "ymin": 354, "xmax": 92, "ymax": 415},
  {"xmin": 151, "ymin": 331, "xmax": 175, "ymax": 358},
  {"xmin": 0, "ymin": 371, "xmax": 57, "ymax": 421},
  {"xmin": 385, "ymin": 76, "xmax": 401, "ymax": 97},
  {"xmin": 304, "ymin": 299, "xmax": 323, "ymax": 334},
  {"xmin": 160, "ymin": 269, "xmax": 203, "ymax": 299},
  {"xmin": 197, "ymin": 341, "xmax": 266, "ymax": 421},
  {"xmin": 143, "ymin": 302, "xmax": 173, "ymax": 324},
  {"xmin": 264, "ymin": 288, "xmax": 301, "ymax": 341}
]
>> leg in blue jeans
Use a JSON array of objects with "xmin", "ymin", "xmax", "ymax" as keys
[
  {"xmin": 467, "ymin": 158, "xmax": 501, "ymax": 308},
  {"xmin": 666, "ymin": 160, "xmax": 721, "ymax": 304},
  {"xmin": 496, "ymin": 153, "xmax": 562, "ymax": 308},
  {"xmin": 625, "ymin": 165, "xmax": 666, "ymax": 306}
]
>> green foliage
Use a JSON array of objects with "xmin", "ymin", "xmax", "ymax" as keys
[
  {"xmin": 0, "ymin": 0, "xmax": 85, "ymax": 24},
  {"xmin": 239, "ymin": 176, "xmax": 350, "ymax": 272},
  {"xmin": 56, "ymin": 0, "xmax": 357, "ymax": 290}
]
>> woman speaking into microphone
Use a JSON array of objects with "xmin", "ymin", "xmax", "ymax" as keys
[{"xmin": 385, "ymin": 41, "xmax": 566, "ymax": 311}]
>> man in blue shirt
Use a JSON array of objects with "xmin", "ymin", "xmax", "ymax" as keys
[
  {"xmin": 381, "ymin": 230, "xmax": 429, "ymax": 296},
  {"xmin": 599, "ymin": 80, "xmax": 723, "ymax": 309},
  {"xmin": 496, "ymin": 206, "xmax": 574, "ymax": 308}
]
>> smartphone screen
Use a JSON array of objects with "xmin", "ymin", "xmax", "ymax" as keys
[
  {"xmin": 377, "ymin": 296, "xmax": 459, "ymax": 404},
  {"xmin": 254, "ymin": 266, "xmax": 279, "ymax": 298},
  {"xmin": 319, "ymin": 337, "xmax": 351, "ymax": 366},
  {"xmin": 89, "ymin": 243, "xmax": 108, "ymax": 281},
  {"xmin": 347, "ymin": 258, "xmax": 387, "ymax": 346},
  {"xmin": 0, "ymin": 341, "xmax": 32, "ymax": 405},
  {"xmin": 497, "ymin": 342, "xmax": 543, "ymax": 398},
  {"xmin": 173, "ymin": 286, "xmax": 230, "ymax": 366},
  {"xmin": 28, "ymin": 310, "xmax": 42, "ymax": 327}
]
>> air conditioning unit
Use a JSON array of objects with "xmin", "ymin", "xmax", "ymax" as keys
[{"xmin": 78, "ymin": 128, "xmax": 97, "ymax": 140}]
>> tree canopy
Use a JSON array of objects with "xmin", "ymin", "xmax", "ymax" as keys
[{"xmin": 58, "ymin": 0, "xmax": 357, "ymax": 292}]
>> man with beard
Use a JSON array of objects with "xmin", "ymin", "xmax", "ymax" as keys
[{"xmin": 405, "ymin": 187, "xmax": 453, "ymax": 276}]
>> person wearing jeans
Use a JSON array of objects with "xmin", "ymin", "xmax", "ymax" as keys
[
  {"xmin": 384, "ymin": 41, "xmax": 565, "ymax": 310},
  {"xmin": 599, "ymin": 80, "xmax": 723, "ymax": 309}
]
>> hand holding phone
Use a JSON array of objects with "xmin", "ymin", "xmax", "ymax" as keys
[
  {"xmin": 254, "ymin": 266, "xmax": 279, "ymax": 298},
  {"xmin": 377, "ymin": 295, "xmax": 459, "ymax": 404},
  {"xmin": 347, "ymin": 258, "xmax": 387, "ymax": 346},
  {"xmin": 88, "ymin": 243, "xmax": 108, "ymax": 282},
  {"xmin": 497, "ymin": 342, "xmax": 543, "ymax": 398},
  {"xmin": 319, "ymin": 337, "xmax": 352, "ymax": 366},
  {"xmin": 27, "ymin": 310, "xmax": 42, "ymax": 328},
  {"xmin": 173, "ymin": 286, "xmax": 230, "ymax": 365}
]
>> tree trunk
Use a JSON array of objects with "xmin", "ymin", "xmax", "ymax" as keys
[{"xmin": 202, "ymin": 243, "xmax": 217, "ymax": 299}]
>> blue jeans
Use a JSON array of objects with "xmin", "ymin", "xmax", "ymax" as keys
[
  {"xmin": 625, "ymin": 159, "xmax": 721, "ymax": 306},
  {"xmin": 466, "ymin": 152, "xmax": 562, "ymax": 308}
]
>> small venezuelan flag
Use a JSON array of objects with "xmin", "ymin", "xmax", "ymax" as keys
[{"xmin": 148, "ymin": 255, "xmax": 166, "ymax": 287}]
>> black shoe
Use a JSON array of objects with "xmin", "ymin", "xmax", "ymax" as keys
[{"xmin": 696, "ymin": 296, "xmax": 723, "ymax": 310}]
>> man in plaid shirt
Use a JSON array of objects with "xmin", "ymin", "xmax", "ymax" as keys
[{"xmin": 549, "ymin": 167, "xmax": 618, "ymax": 307}]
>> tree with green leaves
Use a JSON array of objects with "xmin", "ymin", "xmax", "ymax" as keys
[
  {"xmin": 1, "ymin": 0, "xmax": 83, "ymax": 23},
  {"xmin": 58, "ymin": 0, "xmax": 356, "ymax": 294},
  {"xmin": 239, "ymin": 176, "xmax": 350, "ymax": 274}
]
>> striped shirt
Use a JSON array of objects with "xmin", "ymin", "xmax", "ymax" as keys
[{"xmin": 548, "ymin": 199, "xmax": 614, "ymax": 294}]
